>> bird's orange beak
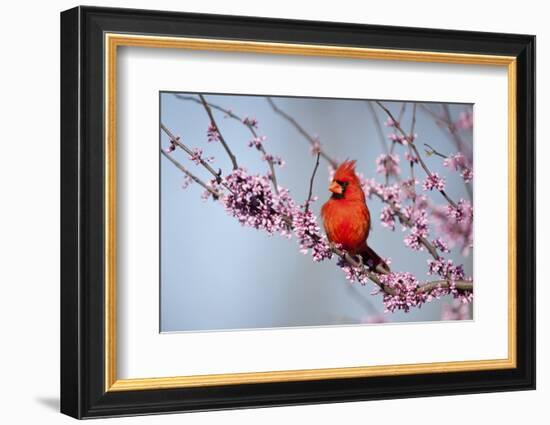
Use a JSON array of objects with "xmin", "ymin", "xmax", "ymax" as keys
[{"xmin": 329, "ymin": 181, "xmax": 343, "ymax": 194}]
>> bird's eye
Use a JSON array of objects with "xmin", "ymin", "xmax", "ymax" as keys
[{"xmin": 336, "ymin": 180, "xmax": 349, "ymax": 188}]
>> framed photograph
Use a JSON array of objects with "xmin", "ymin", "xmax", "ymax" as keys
[{"xmin": 60, "ymin": 6, "xmax": 535, "ymax": 419}]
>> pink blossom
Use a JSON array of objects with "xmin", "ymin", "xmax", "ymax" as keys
[
  {"xmin": 384, "ymin": 117, "xmax": 397, "ymax": 127},
  {"xmin": 378, "ymin": 272, "xmax": 426, "ymax": 313},
  {"xmin": 422, "ymin": 173, "xmax": 446, "ymax": 191},
  {"xmin": 446, "ymin": 199, "xmax": 473, "ymax": 224},
  {"xmin": 222, "ymin": 168, "xmax": 293, "ymax": 234},
  {"xmin": 403, "ymin": 206, "xmax": 429, "ymax": 251},
  {"xmin": 432, "ymin": 237, "xmax": 450, "ymax": 253},
  {"xmin": 293, "ymin": 209, "xmax": 332, "ymax": 262},
  {"xmin": 165, "ymin": 143, "xmax": 176, "ymax": 153},
  {"xmin": 189, "ymin": 148, "xmax": 204, "ymax": 165},
  {"xmin": 443, "ymin": 152, "xmax": 473, "ymax": 183},
  {"xmin": 427, "ymin": 258, "xmax": 465, "ymax": 281},
  {"xmin": 200, "ymin": 178, "xmax": 222, "ymax": 201},
  {"xmin": 405, "ymin": 152, "xmax": 418, "ymax": 163},
  {"xmin": 388, "ymin": 133, "xmax": 417, "ymax": 145},
  {"xmin": 443, "ymin": 152, "xmax": 467, "ymax": 171},
  {"xmin": 388, "ymin": 133, "xmax": 408, "ymax": 145},
  {"xmin": 337, "ymin": 258, "xmax": 371, "ymax": 285},
  {"xmin": 376, "ymin": 154, "xmax": 401, "ymax": 176},
  {"xmin": 188, "ymin": 148, "xmax": 214, "ymax": 165},
  {"xmin": 432, "ymin": 200, "xmax": 473, "ymax": 255},
  {"xmin": 207, "ymin": 123, "xmax": 220, "ymax": 143},
  {"xmin": 262, "ymin": 154, "xmax": 285, "ymax": 167},
  {"xmin": 461, "ymin": 168, "xmax": 473, "ymax": 183},
  {"xmin": 377, "ymin": 271, "xmax": 472, "ymax": 313},
  {"xmin": 242, "ymin": 116, "xmax": 258, "ymax": 129},
  {"xmin": 248, "ymin": 136, "xmax": 267, "ymax": 150},
  {"xmin": 181, "ymin": 174, "xmax": 193, "ymax": 189},
  {"xmin": 380, "ymin": 205, "xmax": 397, "ymax": 230},
  {"xmin": 401, "ymin": 178, "xmax": 418, "ymax": 199},
  {"xmin": 361, "ymin": 178, "xmax": 380, "ymax": 198},
  {"xmin": 378, "ymin": 183, "xmax": 401, "ymax": 205}
]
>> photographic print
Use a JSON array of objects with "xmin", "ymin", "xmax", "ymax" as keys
[
  {"xmin": 160, "ymin": 93, "xmax": 474, "ymax": 332},
  {"xmin": 61, "ymin": 9, "xmax": 535, "ymax": 417}
]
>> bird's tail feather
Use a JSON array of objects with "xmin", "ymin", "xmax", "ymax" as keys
[{"xmin": 360, "ymin": 245, "xmax": 391, "ymax": 275}]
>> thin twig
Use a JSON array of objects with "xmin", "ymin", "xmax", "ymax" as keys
[
  {"xmin": 398, "ymin": 102, "xmax": 407, "ymax": 123},
  {"xmin": 160, "ymin": 150, "xmax": 221, "ymax": 198},
  {"xmin": 375, "ymin": 101, "xmax": 458, "ymax": 210},
  {"xmin": 366, "ymin": 101, "xmax": 390, "ymax": 154},
  {"xmin": 161, "ymin": 124, "xmax": 222, "ymax": 182},
  {"xmin": 424, "ymin": 143, "xmax": 448, "ymax": 159},
  {"xmin": 175, "ymin": 94, "xmax": 238, "ymax": 117},
  {"xmin": 409, "ymin": 103, "xmax": 417, "ymax": 138},
  {"xmin": 407, "ymin": 104, "xmax": 418, "ymax": 189},
  {"xmin": 198, "ymin": 94, "xmax": 238, "ymax": 170},
  {"xmin": 267, "ymin": 97, "xmax": 338, "ymax": 169},
  {"xmin": 305, "ymin": 152, "xmax": 321, "ymax": 213},
  {"xmin": 388, "ymin": 103, "xmax": 408, "ymax": 155}
]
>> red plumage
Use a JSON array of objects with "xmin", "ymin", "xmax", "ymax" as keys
[{"xmin": 321, "ymin": 160, "xmax": 389, "ymax": 273}]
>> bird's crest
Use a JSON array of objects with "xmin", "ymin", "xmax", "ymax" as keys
[{"xmin": 333, "ymin": 160, "xmax": 358, "ymax": 182}]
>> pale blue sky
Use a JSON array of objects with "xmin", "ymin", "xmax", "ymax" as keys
[{"xmin": 160, "ymin": 93, "xmax": 473, "ymax": 332}]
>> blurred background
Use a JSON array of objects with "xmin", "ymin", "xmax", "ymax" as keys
[{"xmin": 160, "ymin": 93, "xmax": 473, "ymax": 332}]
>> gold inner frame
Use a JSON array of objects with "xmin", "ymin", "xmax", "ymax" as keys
[{"xmin": 104, "ymin": 33, "xmax": 517, "ymax": 392}]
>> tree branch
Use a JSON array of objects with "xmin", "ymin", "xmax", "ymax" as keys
[
  {"xmin": 407, "ymin": 103, "xmax": 418, "ymax": 188},
  {"xmin": 198, "ymin": 94, "xmax": 239, "ymax": 170},
  {"xmin": 160, "ymin": 150, "xmax": 221, "ymax": 198},
  {"xmin": 305, "ymin": 152, "xmax": 321, "ymax": 213},
  {"xmin": 417, "ymin": 279, "xmax": 473, "ymax": 293},
  {"xmin": 366, "ymin": 101, "xmax": 390, "ymax": 154},
  {"xmin": 375, "ymin": 101, "xmax": 459, "ymax": 210}
]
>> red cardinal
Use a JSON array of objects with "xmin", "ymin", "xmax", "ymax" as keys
[{"xmin": 321, "ymin": 160, "xmax": 390, "ymax": 274}]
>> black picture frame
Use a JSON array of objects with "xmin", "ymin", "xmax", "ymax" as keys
[{"xmin": 61, "ymin": 5, "xmax": 535, "ymax": 419}]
